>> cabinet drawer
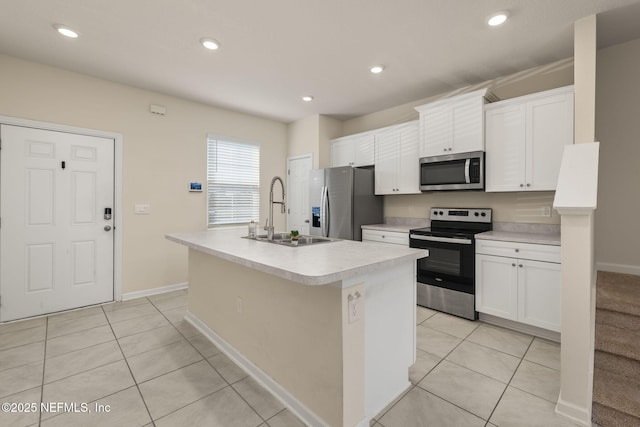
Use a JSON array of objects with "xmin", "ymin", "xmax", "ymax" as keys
[
  {"xmin": 362, "ymin": 229, "xmax": 409, "ymax": 246},
  {"xmin": 476, "ymin": 239, "xmax": 560, "ymax": 263}
]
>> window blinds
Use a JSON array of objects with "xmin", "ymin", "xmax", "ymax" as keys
[{"xmin": 207, "ymin": 137, "xmax": 260, "ymax": 226}]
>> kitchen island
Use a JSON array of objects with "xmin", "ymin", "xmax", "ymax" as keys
[{"xmin": 167, "ymin": 229, "xmax": 427, "ymax": 427}]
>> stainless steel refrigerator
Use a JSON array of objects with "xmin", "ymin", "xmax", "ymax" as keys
[{"xmin": 309, "ymin": 167, "xmax": 383, "ymax": 241}]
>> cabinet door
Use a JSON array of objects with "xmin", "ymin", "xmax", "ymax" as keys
[
  {"xmin": 420, "ymin": 106, "xmax": 451, "ymax": 157},
  {"xmin": 353, "ymin": 133, "xmax": 375, "ymax": 167},
  {"xmin": 485, "ymin": 103, "xmax": 527, "ymax": 192},
  {"xmin": 452, "ymin": 97, "xmax": 484, "ymax": 154},
  {"xmin": 331, "ymin": 139, "xmax": 355, "ymax": 167},
  {"xmin": 517, "ymin": 260, "xmax": 561, "ymax": 332},
  {"xmin": 374, "ymin": 128, "xmax": 398, "ymax": 195},
  {"xmin": 476, "ymin": 254, "xmax": 518, "ymax": 320},
  {"xmin": 396, "ymin": 122, "xmax": 420, "ymax": 194},
  {"xmin": 526, "ymin": 93, "xmax": 574, "ymax": 191}
]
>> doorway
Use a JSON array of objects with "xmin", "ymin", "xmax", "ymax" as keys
[
  {"xmin": 286, "ymin": 154, "xmax": 313, "ymax": 235},
  {"xmin": 0, "ymin": 120, "xmax": 122, "ymax": 322}
]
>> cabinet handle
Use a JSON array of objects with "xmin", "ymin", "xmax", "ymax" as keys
[
  {"xmin": 526, "ymin": 183, "xmax": 531, "ymax": 187},
  {"xmin": 515, "ymin": 249, "xmax": 519, "ymax": 253},
  {"xmin": 443, "ymin": 148, "xmax": 447, "ymax": 152},
  {"xmin": 519, "ymin": 264, "xmax": 523, "ymax": 268},
  {"xmin": 520, "ymin": 184, "xmax": 524, "ymax": 188},
  {"xmin": 448, "ymin": 148, "xmax": 452, "ymax": 151},
  {"xmin": 512, "ymin": 263, "xmax": 516, "ymax": 267}
]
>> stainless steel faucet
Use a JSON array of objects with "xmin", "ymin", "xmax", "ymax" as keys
[{"xmin": 265, "ymin": 176, "xmax": 285, "ymax": 240}]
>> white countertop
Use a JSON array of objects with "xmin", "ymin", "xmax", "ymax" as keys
[
  {"xmin": 476, "ymin": 230, "xmax": 561, "ymax": 246},
  {"xmin": 167, "ymin": 229, "xmax": 428, "ymax": 286},
  {"xmin": 361, "ymin": 224, "xmax": 415, "ymax": 233}
]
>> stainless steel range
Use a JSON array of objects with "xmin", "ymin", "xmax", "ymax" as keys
[{"xmin": 409, "ymin": 208, "xmax": 492, "ymax": 320}]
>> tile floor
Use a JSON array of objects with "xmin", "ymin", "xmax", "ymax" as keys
[{"xmin": 0, "ymin": 291, "xmax": 578, "ymax": 426}]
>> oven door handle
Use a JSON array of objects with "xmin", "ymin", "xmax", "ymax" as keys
[{"xmin": 410, "ymin": 234, "xmax": 473, "ymax": 245}]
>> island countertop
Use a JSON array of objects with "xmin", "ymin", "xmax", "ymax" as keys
[{"xmin": 167, "ymin": 229, "xmax": 427, "ymax": 286}]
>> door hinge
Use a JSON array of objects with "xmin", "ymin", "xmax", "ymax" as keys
[{"xmin": 288, "ymin": 169, "xmax": 290, "ymax": 175}]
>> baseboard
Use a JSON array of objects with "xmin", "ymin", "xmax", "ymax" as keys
[
  {"xmin": 478, "ymin": 313, "xmax": 561, "ymax": 342},
  {"xmin": 596, "ymin": 262, "xmax": 640, "ymax": 277},
  {"xmin": 183, "ymin": 311, "xmax": 330, "ymax": 427},
  {"xmin": 555, "ymin": 397, "xmax": 591, "ymax": 426},
  {"xmin": 121, "ymin": 282, "xmax": 188, "ymax": 301}
]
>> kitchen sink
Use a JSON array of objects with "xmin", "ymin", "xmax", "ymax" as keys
[{"xmin": 243, "ymin": 233, "xmax": 336, "ymax": 247}]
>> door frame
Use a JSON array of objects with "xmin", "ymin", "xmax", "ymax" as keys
[
  {"xmin": 286, "ymin": 153, "xmax": 313, "ymax": 232},
  {"xmin": 0, "ymin": 115, "xmax": 124, "ymax": 302}
]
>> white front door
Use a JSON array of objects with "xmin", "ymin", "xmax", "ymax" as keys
[
  {"xmin": 286, "ymin": 154, "xmax": 313, "ymax": 235},
  {"xmin": 0, "ymin": 125, "xmax": 115, "ymax": 322}
]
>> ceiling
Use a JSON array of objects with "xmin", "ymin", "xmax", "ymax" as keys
[{"xmin": 1, "ymin": 0, "xmax": 640, "ymax": 124}]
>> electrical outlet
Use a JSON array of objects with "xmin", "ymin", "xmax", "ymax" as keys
[
  {"xmin": 348, "ymin": 293, "xmax": 361, "ymax": 324},
  {"xmin": 541, "ymin": 206, "xmax": 551, "ymax": 217},
  {"xmin": 236, "ymin": 297, "xmax": 243, "ymax": 314}
]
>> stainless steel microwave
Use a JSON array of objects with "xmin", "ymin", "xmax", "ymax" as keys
[{"xmin": 419, "ymin": 151, "xmax": 484, "ymax": 191}]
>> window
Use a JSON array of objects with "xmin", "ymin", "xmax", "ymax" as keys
[{"xmin": 207, "ymin": 136, "xmax": 260, "ymax": 226}]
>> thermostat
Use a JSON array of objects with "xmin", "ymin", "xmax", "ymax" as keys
[{"xmin": 189, "ymin": 182, "xmax": 203, "ymax": 192}]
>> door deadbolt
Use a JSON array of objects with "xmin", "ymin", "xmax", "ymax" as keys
[{"xmin": 104, "ymin": 207, "xmax": 112, "ymax": 220}]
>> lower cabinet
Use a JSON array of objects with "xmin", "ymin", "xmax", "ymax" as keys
[{"xmin": 475, "ymin": 239, "xmax": 561, "ymax": 332}]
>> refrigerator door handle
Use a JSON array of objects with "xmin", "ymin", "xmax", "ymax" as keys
[
  {"xmin": 320, "ymin": 186, "xmax": 327, "ymax": 237},
  {"xmin": 324, "ymin": 185, "xmax": 330, "ymax": 237}
]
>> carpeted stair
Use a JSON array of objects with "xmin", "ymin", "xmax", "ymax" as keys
[{"xmin": 593, "ymin": 271, "xmax": 640, "ymax": 426}]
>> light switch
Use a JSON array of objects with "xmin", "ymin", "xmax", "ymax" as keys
[{"xmin": 134, "ymin": 203, "xmax": 151, "ymax": 214}]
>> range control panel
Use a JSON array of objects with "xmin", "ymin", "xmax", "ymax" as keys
[{"xmin": 430, "ymin": 208, "xmax": 492, "ymax": 223}]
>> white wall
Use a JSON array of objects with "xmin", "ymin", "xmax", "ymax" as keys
[
  {"xmin": 0, "ymin": 54, "xmax": 288, "ymax": 294},
  {"xmin": 595, "ymin": 37, "xmax": 640, "ymax": 273}
]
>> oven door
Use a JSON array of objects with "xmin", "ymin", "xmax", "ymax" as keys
[{"xmin": 409, "ymin": 234, "xmax": 475, "ymax": 294}]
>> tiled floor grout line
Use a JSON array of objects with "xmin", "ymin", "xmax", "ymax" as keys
[
  {"xmin": 148, "ymin": 298, "xmax": 274, "ymax": 424},
  {"xmin": 376, "ymin": 313, "xmax": 476, "ymax": 423},
  {"xmin": 37, "ymin": 316, "xmax": 49, "ymax": 427},
  {"xmin": 483, "ymin": 337, "xmax": 535, "ymax": 424},
  {"xmin": 101, "ymin": 302, "xmax": 156, "ymax": 425},
  {"xmin": 144, "ymin": 297, "xmax": 268, "ymax": 423},
  {"xmin": 410, "ymin": 314, "xmax": 554, "ymax": 425},
  {"xmin": 411, "ymin": 328, "xmax": 493, "ymax": 423}
]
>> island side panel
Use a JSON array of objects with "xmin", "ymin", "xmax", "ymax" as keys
[
  {"xmin": 363, "ymin": 260, "xmax": 416, "ymax": 418},
  {"xmin": 187, "ymin": 248, "xmax": 344, "ymax": 427}
]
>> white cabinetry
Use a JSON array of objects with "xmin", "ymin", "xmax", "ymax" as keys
[
  {"xmin": 374, "ymin": 121, "xmax": 420, "ymax": 195},
  {"xmin": 415, "ymin": 88, "xmax": 497, "ymax": 158},
  {"xmin": 330, "ymin": 132, "xmax": 374, "ymax": 167},
  {"xmin": 485, "ymin": 85, "xmax": 574, "ymax": 192},
  {"xmin": 362, "ymin": 229, "xmax": 409, "ymax": 246},
  {"xmin": 476, "ymin": 239, "xmax": 561, "ymax": 332}
]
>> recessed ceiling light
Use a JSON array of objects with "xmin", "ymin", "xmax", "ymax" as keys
[
  {"xmin": 487, "ymin": 12, "xmax": 509, "ymax": 27},
  {"xmin": 53, "ymin": 24, "xmax": 79, "ymax": 38},
  {"xmin": 200, "ymin": 38, "xmax": 221, "ymax": 50},
  {"xmin": 370, "ymin": 65, "xmax": 385, "ymax": 74},
  {"xmin": 302, "ymin": 95, "xmax": 314, "ymax": 102}
]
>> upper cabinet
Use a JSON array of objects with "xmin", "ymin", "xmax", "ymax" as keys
[
  {"xmin": 374, "ymin": 120, "xmax": 420, "ymax": 195},
  {"xmin": 330, "ymin": 131, "xmax": 375, "ymax": 167},
  {"xmin": 484, "ymin": 85, "xmax": 574, "ymax": 192},
  {"xmin": 415, "ymin": 88, "xmax": 498, "ymax": 158}
]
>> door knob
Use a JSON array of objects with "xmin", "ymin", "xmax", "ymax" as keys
[{"xmin": 104, "ymin": 225, "xmax": 112, "ymax": 231}]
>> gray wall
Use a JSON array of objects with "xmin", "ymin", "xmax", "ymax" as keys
[{"xmin": 595, "ymin": 37, "xmax": 640, "ymax": 273}]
